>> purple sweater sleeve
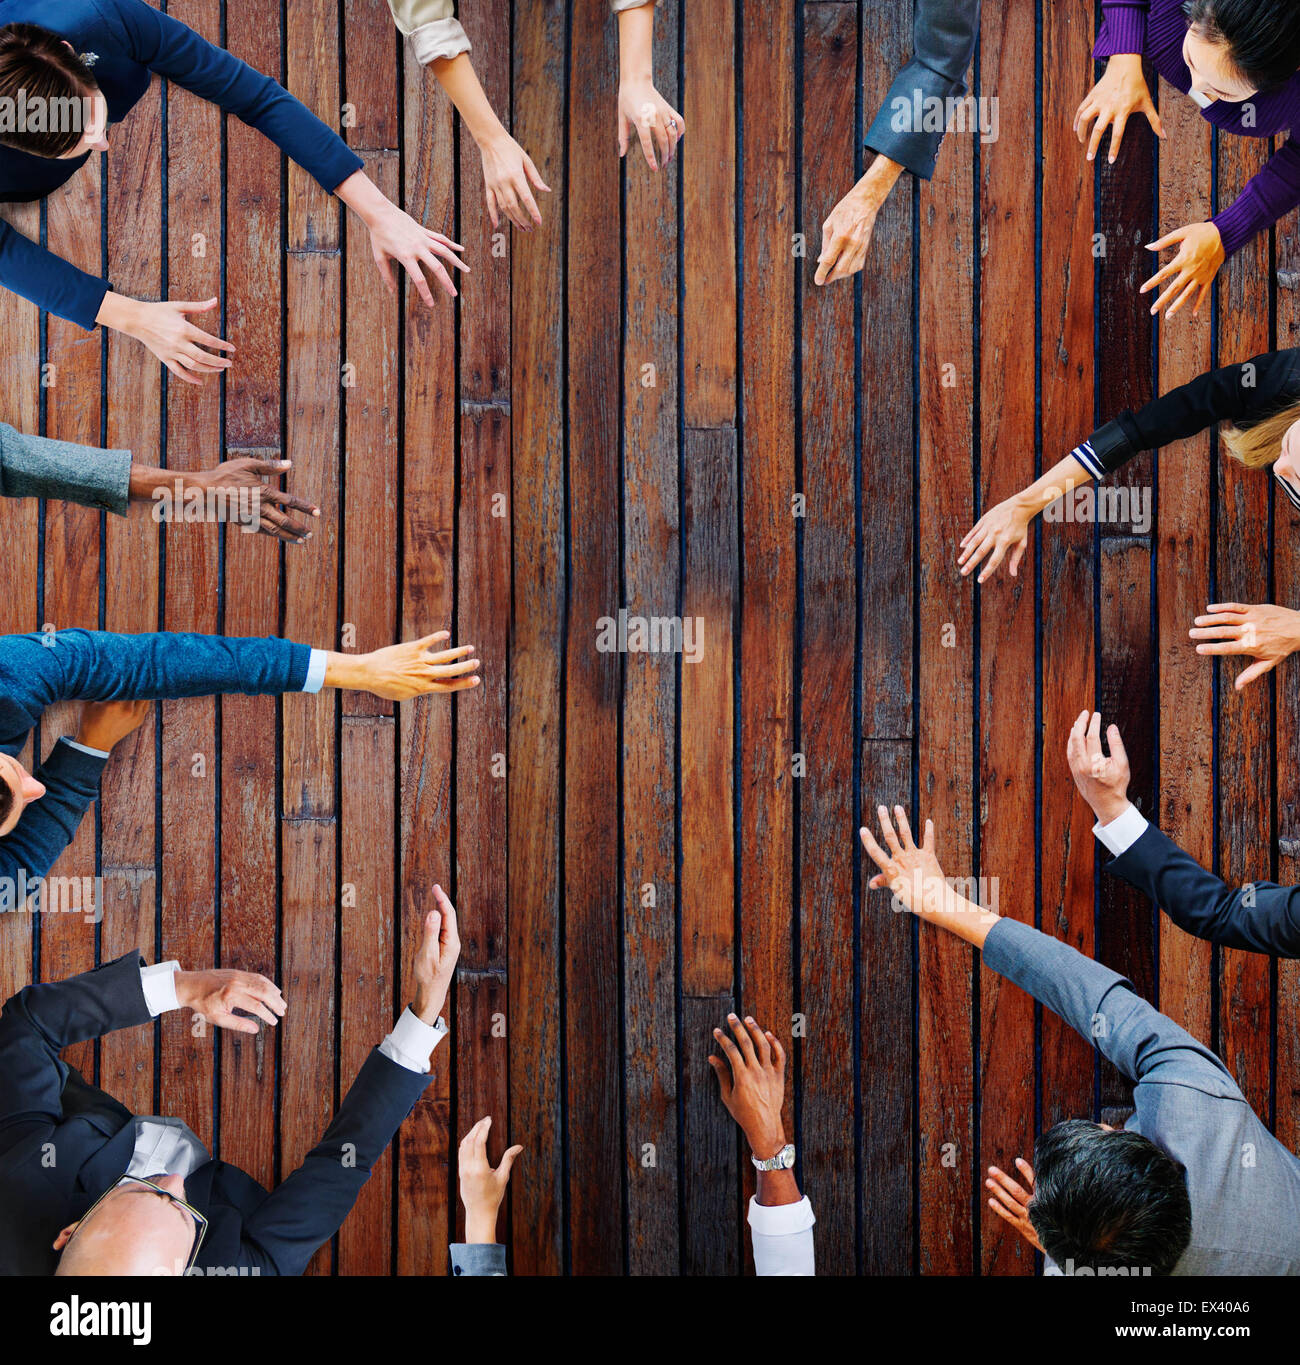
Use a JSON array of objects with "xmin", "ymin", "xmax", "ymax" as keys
[
  {"xmin": 1212, "ymin": 139, "xmax": 1300, "ymax": 258},
  {"xmin": 1093, "ymin": 1, "xmax": 1148, "ymax": 58}
]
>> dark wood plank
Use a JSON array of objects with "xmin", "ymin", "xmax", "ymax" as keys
[
  {"xmin": 916, "ymin": 0, "xmax": 976, "ymax": 1274},
  {"xmin": 339, "ymin": 716, "xmax": 396, "ymax": 1274},
  {"xmin": 396, "ymin": 24, "xmax": 457, "ymax": 1275},
  {"xmin": 1151, "ymin": 85, "xmax": 1212, "ymax": 1053},
  {"xmin": 278, "ymin": 157, "xmax": 343, "ymax": 1271},
  {"xmin": 563, "ymin": 0, "xmax": 624, "ymax": 1275},
  {"xmin": 738, "ymin": 0, "xmax": 799, "ymax": 1272},
  {"xmin": 799, "ymin": 1, "xmax": 859, "ymax": 1275},
  {"xmin": 1038, "ymin": 0, "xmax": 1097, "ymax": 1151},
  {"xmin": 218, "ymin": 0, "xmax": 287, "ymax": 1192},
  {"xmin": 506, "ymin": 0, "xmax": 567, "ymax": 1278},
  {"xmin": 621, "ymin": 0, "xmax": 681, "ymax": 1277},
  {"xmin": 1214, "ymin": 131, "xmax": 1271, "ymax": 1113},
  {"xmin": 99, "ymin": 64, "xmax": 164, "ymax": 1120},
  {"xmin": 976, "ymin": 0, "xmax": 1036, "ymax": 1277},
  {"xmin": 40, "ymin": 65, "xmax": 104, "ymax": 1083}
]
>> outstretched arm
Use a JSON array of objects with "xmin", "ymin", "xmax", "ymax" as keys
[
  {"xmin": 859, "ymin": 803, "xmax": 1240, "ymax": 1096},
  {"xmin": 818, "ymin": 0, "xmax": 980, "ymax": 287},
  {"xmin": 1067, "ymin": 709, "xmax": 1300, "ymax": 956},
  {"xmin": 862, "ymin": 0, "xmax": 981, "ymax": 181},
  {"xmin": 388, "ymin": 1, "xmax": 549, "ymax": 231},
  {"xmin": 235, "ymin": 887, "xmax": 460, "ymax": 1273},
  {"xmin": 616, "ymin": 1, "xmax": 684, "ymax": 173}
]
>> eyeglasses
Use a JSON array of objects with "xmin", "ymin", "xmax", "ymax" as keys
[
  {"xmin": 67, "ymin": 1174, "xmax": 208, "ymax": 1273},
  {"xmin": 1274, "ymin": 465, "xmax": 1300, "ymax": 514}
]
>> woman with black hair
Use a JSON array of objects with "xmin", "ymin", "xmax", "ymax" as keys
[
  {"xmin": 0, "ymin": 2, "xmax": 466, "ymax": 384},
  {"xmin": 1076, "ymin": 0, "xmax": 1300, "ymax": 320},
  {"xmin": 958, "ymin": 346, "xmax": 1300, "ymax": 691}
]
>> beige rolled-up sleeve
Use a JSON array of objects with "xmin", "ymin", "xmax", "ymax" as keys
[
  {"xmin": 612, "ymin": 1, "xmax": 657, "ymax": 10},
  {"xmin": 387, "ymin": 0, "xmax": 472, "ymax": 65}
]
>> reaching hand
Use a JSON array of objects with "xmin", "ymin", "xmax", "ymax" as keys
[
  {"xmin": 617, "ymin": 79, "xmax": 684, "ymax": 171},
  {"xmin": 174, "ymin": 968, "xmax": 286, "ymax": 1035},
  {"xmin": 75, "ymin": 699, "xmax": 151, "ymax": 752},
  {"xmin": 1140, "ymin": 221, "xmax": 1224, "ymax": 319},
  {"xmin": 412, "ymin": 883, "xmax": 461, "ymax": 1025},
  {"xmin": 707, "ymin": 1013, "xmax": 787, "ymax": 1160},
  {"xmin": 458, "ymin": 1116, "xmax": 523, "ymax": 1244},
  {"xmin": 1065, "ymin": 710, "xmax": 1131, "ymax": 825},
  {"xmin": 366, "ymin": 200, "xmax": 468, "ymax": 306},
  {"xmin": 859, "ymin": 805, "xmax": 946, "ymax": 915},
  {"xmin": 1073, "ymin": 53, "xmax": 1164, "ymax": 164},
  {"xmin": 479, "ymin": 133, "xmax": 549, "ymax": 231},
  {"xmin": 1190, "ymin": 601, "xmax": 1300, "ymax": 690},
  {"xmin": 126, "ymin": 298, "xmax": 235, "ymax": 387},
  {"xmin": 959, "ymin": 496, "xmax": 1034, "ymax": 581},
  {"xmin": 198, "ymin": 458, "xmax": 320, "ymax": 544},
  {"xmin": 986, "ymin": 1158, "xmax": 1043, "ymax": 1254},
  {"xmin": 345, "ymin": 632, "xmax": 482, "ymax": 700}
]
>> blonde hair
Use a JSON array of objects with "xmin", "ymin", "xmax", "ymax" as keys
[{"xmin": 1221, "ymin": 400, "xmax": 1300, "ymax": 469}]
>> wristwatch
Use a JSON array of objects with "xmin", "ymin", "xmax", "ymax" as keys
[{"xmin": 751, "ymin": 1142, "xmax": 796, "ymax": 1172}]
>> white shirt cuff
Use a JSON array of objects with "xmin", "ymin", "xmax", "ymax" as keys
[
  {"xmin": 380, "ymin": 1007, "xmax": 449, "ymax": 1073},
  {"xmin": 62, "ymin": 737, "xmax": 110, "ymax": 760},
  {"xmin": 1092, "ymin": 803, "xmax": 1148, "ymax": 858},
  {"xmin": 408, "ymin": 18, "xmax": 471, "ymax": 65},
  {"xmin": 747, "ymin": 1193, "xmax": 816, "ymax": 1236},
  {"xmin": 747, "ymin": 1195, "xmax": 816, "ymax": 1276},
  {"xmin": 140, "ymin": 961, "xmax": 181, "ymax": 1016},
  {"xmin": 303, "ymin": 648, "xmax": 328, "ymax": 694}
]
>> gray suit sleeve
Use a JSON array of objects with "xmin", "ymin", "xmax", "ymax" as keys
[
  {"xmin": 982, "ymin": 917, "xmax": 1242, "ymax": 1097},
  {"xmin": 450, "ymin": 1243, "xmax": 508, "ymax": 1276},
  {"xmin": 864, "ymin": 0, "xmax": 981, "ymax": 180},
  {"xmin": 0, "ymin": 423, "xmax": 133, "ymax": 515}
]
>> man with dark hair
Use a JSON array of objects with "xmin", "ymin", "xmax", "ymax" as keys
[
  {"xmin": 860, "ymin": 798, "xmax": 1300, "ymax": 1276},
  {"xmin": 0, "ymin": 627, "xmax": 480, "ymax": 916}
]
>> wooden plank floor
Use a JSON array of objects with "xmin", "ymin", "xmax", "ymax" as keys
[{"xmin": 0, "ymin": 0, "xmax": 1295, "ymax": 1275}]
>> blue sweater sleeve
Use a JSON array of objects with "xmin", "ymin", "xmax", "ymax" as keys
[
  {"xmin": 0, "ymin": 739, "xmax": 106, "ymax": 908},
  {"xmin": 0, "ymin": 215, "xmax": 111, "ymax": 332},
  {"xmin": 97, "ymin": 0, "xmax": 363, "ymax": 193},
  {"xmin": 0, "ymin": 630, "xmax": 311, "ymax": 729}
]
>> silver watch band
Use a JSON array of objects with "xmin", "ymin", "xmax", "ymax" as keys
[{"xmin": 751, "ymin": 1142, "xmax": 795, "ymax": 1172}]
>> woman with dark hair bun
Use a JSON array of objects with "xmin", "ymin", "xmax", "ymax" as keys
[
  {"xmin": 1075, "ymin": 0, "xmax": 1300, "ymax": 320},
  {"xmin": 0, "ymin": 0, "xmax": 467, "ymax": 385}
]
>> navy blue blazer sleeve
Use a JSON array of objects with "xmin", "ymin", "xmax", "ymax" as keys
[
  {"xmin": 98, "ymin": 0, "xmax": 363, "ymax": 193},
  {"xmin": 234, "ymin": 1048, "xmax": 435, "ymax": 1275},
  {"xmin": 0, "ymin": 740, "xmax": 106, "ymax": 912},
  {"xmin": 983, "ymin": 917, "xmax": 1242, "ymax": 1098},
  {"xmin": 1105, "ymin": 822, "xmax": 1300, "ymax": 958},
  {"xmin": 863, "ymin": 0, "xmax": 981, "ymax": 180},
  {"xmin": 0, "ymin": 629, "xmax": 311, "ymax": 749},
  {"xmin": 0, "ymin": 951, "xmax": 149, "ymax": 1130},
  {"xmin": 0, "ymin": 216, "xmax": 114, "ymax": 334}
]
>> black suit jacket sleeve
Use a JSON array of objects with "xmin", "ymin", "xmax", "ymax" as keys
[
  {"xmin": 236, "ymin": 1047, "xmax": 435, "ymax": 1275},
  {"xmin": 863, "ymin": 0, "xmax": 981, "ymax": 180},
  {"xmin": 1081, "ymin": 348, "xmax": 1300, "ymax": 477},
  {"xmin": 1106, "ymin": 823, "xmax": 1300, "ymax": 957},
  {"xmin": 0, "ymin": 953, "xmax": 150, "ymax": 1129}
]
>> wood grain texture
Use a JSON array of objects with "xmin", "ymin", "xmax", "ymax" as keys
[{"xmin": 0, "ymin": 0, "xmax": 1290, "ymax": 1279}]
